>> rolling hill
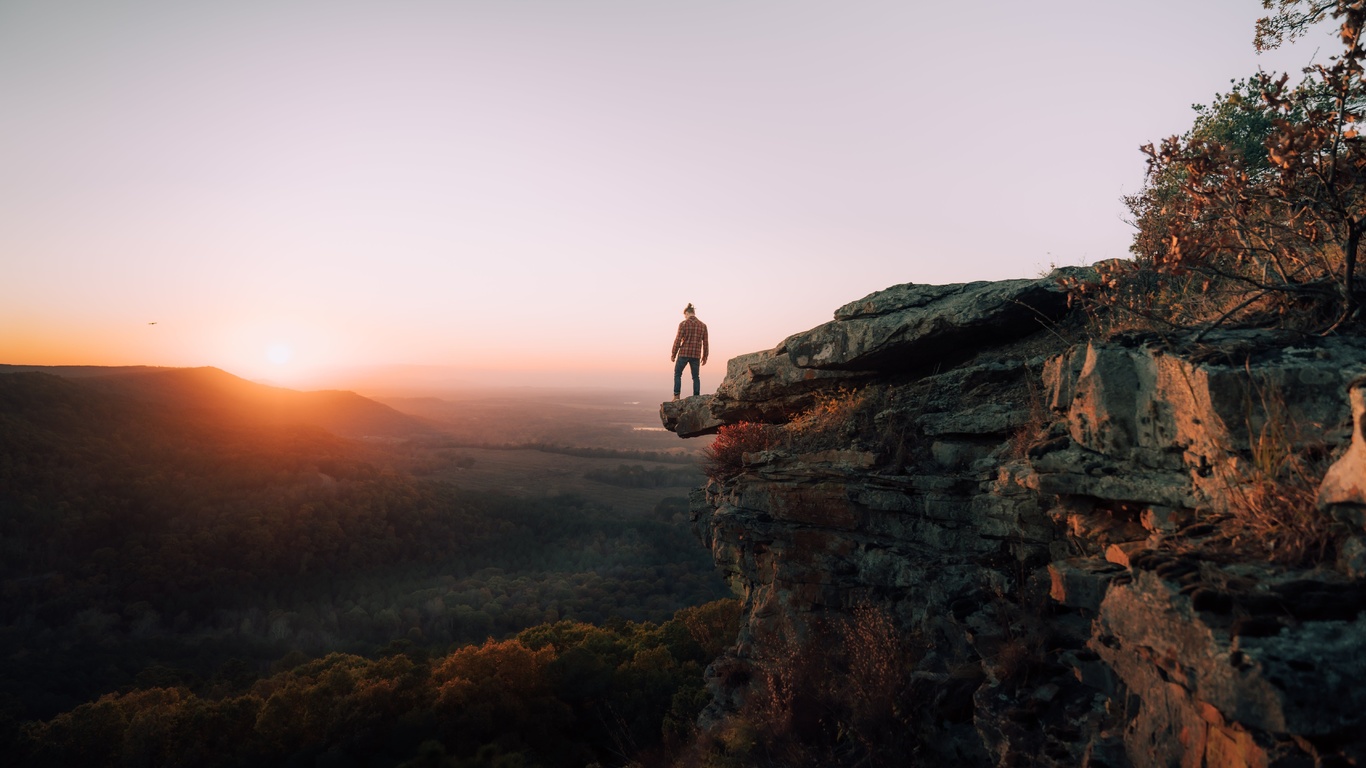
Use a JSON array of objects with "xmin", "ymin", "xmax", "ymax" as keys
[{"xmin": 0, "ymin": 364, "xmax": 438, "ymax": 440}]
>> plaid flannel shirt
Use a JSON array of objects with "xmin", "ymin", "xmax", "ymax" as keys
[{"xmin": 671, "ymin": 316, "xmax": 709, "ymax": 361}]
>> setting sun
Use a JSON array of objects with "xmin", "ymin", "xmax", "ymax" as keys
[{"xmin": 266, "ymin": 342, "xmax": 293, "ymax": 366}]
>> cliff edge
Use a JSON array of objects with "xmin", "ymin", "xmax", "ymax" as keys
[{"xmin": 662, "ymin": 269, "xmax": 1366, "ymax": 767}]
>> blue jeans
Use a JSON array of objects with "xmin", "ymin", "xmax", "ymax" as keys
[{"xmin": 673, "ymin": 356, "xmax": 700, "ymax": 397}]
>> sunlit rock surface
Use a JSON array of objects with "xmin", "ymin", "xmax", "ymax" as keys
[
  {"xmin": 664, "ymin": 270, "xmax": 1366, "ymax": 766},
  {"xmin": 1320, "ymin": 375, "xmax": 1366, "ymax": 521}
]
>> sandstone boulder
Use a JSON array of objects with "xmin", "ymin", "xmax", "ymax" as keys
[
  {"xmin": 710, "ymin": 347, "xmax": 866, "ymax": 422},
  {"xmin": 1044, "ymin": 336, "xmax": 1366, "ymax": 515},
  {"xmin": 659, "ymin": 395, "xmax": 723, "ymax": 438},
  {"xmin": 1047, "ymin": 336, "xmax": 1365, "ymax": 463},
  {"xmin": 660, "ymin": 345, "xmax": 870, "ymax": 436},
  {"xmin": 781, "ymin": 268, "xmax": 1084, "ymax": 372},
  {"xmin": 1318, "ymin": 374, "xmax": 1366, "ymax": 516}
]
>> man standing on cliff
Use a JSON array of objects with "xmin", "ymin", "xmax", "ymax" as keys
[{"xmin": 671, "ymin": 303, "xmax": 708, "ymax": 401}]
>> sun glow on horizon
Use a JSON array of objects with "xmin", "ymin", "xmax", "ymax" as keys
[{"xmin": 266, "ymin": 342, "xmax": 293, "ymax": 366}]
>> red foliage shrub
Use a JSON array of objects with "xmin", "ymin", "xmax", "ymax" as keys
[{"xmin": 702, "ymin": 423, "xmax": 779, "ymax": 481}]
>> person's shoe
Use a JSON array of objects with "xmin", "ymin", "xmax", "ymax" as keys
[{"xmin": 672, "ymin": 394, "xmax": 680, "ymax": 401}]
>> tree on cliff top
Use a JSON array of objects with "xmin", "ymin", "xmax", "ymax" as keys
[
  {"xmin": 1254, "ymin": 0, "xmax": 1340, "ymax": 51},
  {"xmin": 1081, "ymin": 0, "xmax": 1366, "ymax": 335}
]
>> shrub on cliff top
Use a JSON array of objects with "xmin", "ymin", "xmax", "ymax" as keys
[{"xmin": 1070, "ymin": 2, "xmax": 1366, "ymax": 336}]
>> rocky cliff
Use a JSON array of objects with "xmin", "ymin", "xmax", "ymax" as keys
[{"xmin": 661, "ymin": 269, "xmax": 1366, "ymax": 767}]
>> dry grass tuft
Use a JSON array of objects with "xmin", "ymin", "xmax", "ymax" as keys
[
  {"xmin": 1176, "ymin": 376, "xmax": 1344, "ymax": 566},
  {"xmin": 783, "ymin": 386, "xmax": 913, "ymax": 463},
  {"xmin": 1226, "ymin": 377, "xmax": 1341, "ymax": 564},
  {"xmin": 1219, "ymin": 411, "xmax": 1340, "ymax": 566},
  {"xmin": 1006, "ymin": 365, "xmax": 1056, "ymax": 460},
  {"xmin": 785, "ymin": 387, "xmax": 866, "ymax": 442}
]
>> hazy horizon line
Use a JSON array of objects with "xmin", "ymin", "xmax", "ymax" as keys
[{"xmin": 0, "ymin": 361, "xmax": 691, "ymax": 401}]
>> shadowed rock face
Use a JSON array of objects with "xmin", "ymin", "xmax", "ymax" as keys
[
  {"xmin": 663, "ymin": 270, "xmax": 1366, "ymax": 767},
  {"xmin": 784, "ymin": 273, "xmax": 1079, "ymax": 372}
]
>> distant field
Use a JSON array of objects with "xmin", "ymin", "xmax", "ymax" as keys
[
  {"xmin": 0, "ymin": 371, "xmax": 730, "ymax": 727},
  {"xmin": 377, "ymin": 388, "xmax": 707, "ymax": 454},
  {"xmin": 421, "ymin": 444, "xmax": 702, "ymax": 510}
]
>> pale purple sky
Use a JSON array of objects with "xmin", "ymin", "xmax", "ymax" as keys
[{"xmin": 0, "ymin": 0, "xmax": 1331, "ymax": 391}]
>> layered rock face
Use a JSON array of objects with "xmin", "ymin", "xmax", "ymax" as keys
[{"xmin": 662, "ymin": 272, "xmax": 1366, "ymax": 766}]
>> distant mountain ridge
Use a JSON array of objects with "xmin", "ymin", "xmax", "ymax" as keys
[{"xmin": 0, "ymin": 364, "xmax": 438, "ymax": 440}]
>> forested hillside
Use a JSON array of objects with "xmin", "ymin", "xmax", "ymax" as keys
[
  {"xmin": 11, "ymin": 600, "xmax": 741, "ymax": 768},
  {"xmin": 0, "ymin": 371, "xmax": 730, "ymax": 764}
]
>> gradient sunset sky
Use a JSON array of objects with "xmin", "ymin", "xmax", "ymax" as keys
[{"xmin": 0, "ymin": 0, "xmax": 1329, "ymax": 392}]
